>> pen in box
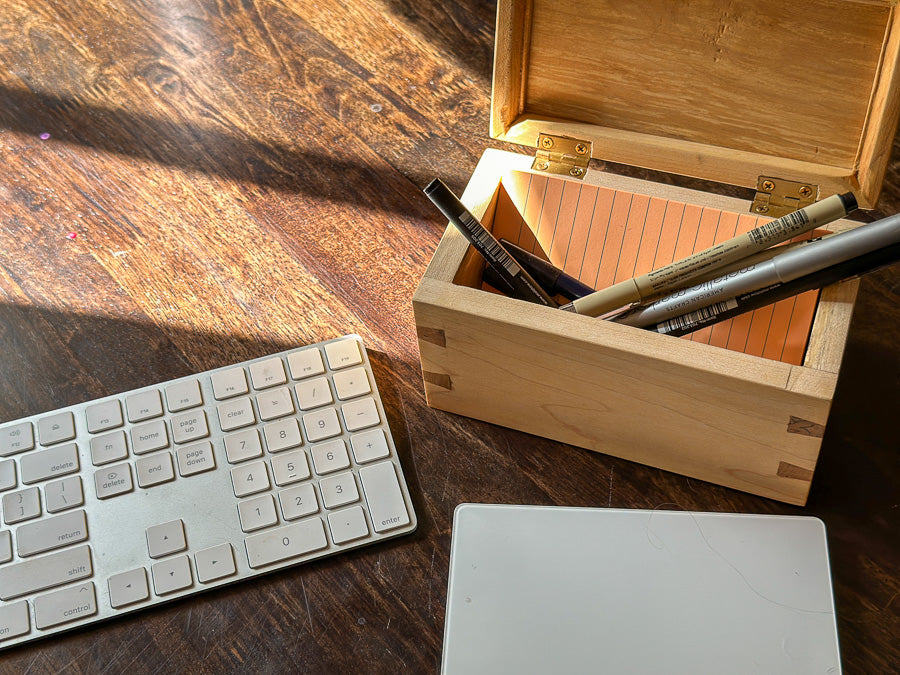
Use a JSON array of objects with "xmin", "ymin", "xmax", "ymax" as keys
[
  {"xmin": 613, "ymin": 212, "xmax": 900, "ymax": 328},
  {"xmin": 498, "ymin": 239, "xmax": 594, "ymax": 300},
  {"xmin": 654, "ymin": 239, "xmax": 900, "ymax": 337},
  {"xmin": 560, "ymin": 191, "xmax": 858, "ymax": 317},
  {"xmin": 423, "ymin": 179, "xmax": 557, "ymax": 307}
]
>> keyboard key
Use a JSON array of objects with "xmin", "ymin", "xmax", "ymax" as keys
[
  {"xmin": 350, "ymin": 429, "xmax": 390, "ymax": 464},
  {"xmin": 238, "ymin": 494, "xmax": 278, "ymax": 532},
  {"xmin": 45, "ymin": 476, "xmax": 84, "ymax": 513},
  {"xmin": 17, "ymin": 509, "xmax": 88, "ymax": 557},
  {"xmin": 263, "ymin": 418, "xmax": 302, "ymax": 453},
  {"xmin": 146, "ymin": 519, "xmax": 187, "ymax": 558},
  {"xmin": 0, "ymin": 422, "xmax": 34, "ymax": 457},
  {"xmin": 360, "ymin": 461, "xmax": 411, "ymax": 533},
  {"xmin": 108, "ymin": 568, "xmax": 149, "ymax": 608},
  {"xmin": 332, "ymin": 367, "xmax": 371, "ymax": 400},
  {"xmin": 0, "ymin": 601, "xmax": 30, "ymax": 640},
  {"xmin": 136, "ymin": 452, "xmax": 175, "ymax": 488},
  {"xmin": 287, "ymin": 348, "xmax": 325, "ymax": 380},
  {"xmin": 2, "ymin": 487, "xmax": 41, "ymax": 525},
  {"xmin": 131, "ymin": 420, "xmax": 169, "ymax": 455},
  {"xmin": 85, "ymin": 400, "xmax": 123, "ymax": 434},
  {"xmin": 125, "ymin": 390, "xmax": 163, "ymax": 423},
  {"xmin": 34, "ymin": 582, "xmax": 97, "ymax": 629},
  {"xmin": 319, "ymin": 471, "xmax": 359, "ymax": 509},
  {"xmin": 303, "ymin": 408, "xmax": 342, "ymax": 443},
  {"xmin": 165, "ymin": 379, "xmax": 202, "ymax": 412},
  {"xmin": 151, "ymin": 555, "xmax": 193, "ymax": 595},
  {"xmin": 37, "ymin": 412, "xmax": 75, "ymax": 446},
  {"xmin": 0, "ymin": 460, "xmax": 15, "ymax": 492},
  {"xmin": 172, "ymin": 410, "xmax": 209, "ymax": 444},
  {"xmin": 295, "ymin": 377, "xmax": 333, "ymax": 410},
  {"xmin": 211, "ymin": 367, "xmax": 249, "ymax": 400},
  {"xmin": 311, "ymin": 439, "xmax": 350, "ymax": 475},
  {"xmin": 217, "ymin": 397, "xmax": 256, "ymax": 432},
  {"xmin": 91, "ymin": 430, "xmax": 129, "ymax": 465},
  {"xmin": 270, "ymin": 449, "xmax": 310, "ymax": 486},
  {"xmin": 20, "ymin": 443, "xmax": 79, "ymax": 484},
  {"xmin": 0, "ymin": 544, "xmax": 92, "ymax": 600},
  {"xmin": 249, "ymin": 358, "xmax": 287, "ymax": 390},
  {"xmin": 324, "ymin": 338, "xmax": 363, "ymax": 370},
  {"xmin": 210, "ymin": 368, "xmax": 250, "ymax": 401},
  {"xmin": 341, "ymin": 397, "xmax": 380, "ymax": 432},
  {"xmin": 256, "ymin": 387, "xmax": 295, "ymax": 421},
  {"xmin": 231, "ymin": 460, "xmax": 270, "ymax": 498},
  {"xmin": 244, "ymin": 518, "xmax": 328, "ymax": 569},
  {"xmin": 224, "ymin": 429, "xmax": 263, "ymax": 464},
  {"xmin": 195, "ymin": 543, "xmax": 236, "ymax": 583},
  {"xmin": 278, "ymin": 483, "xmax": 319, "ymax": 521},
  {"xmin": 0, "ymin": 531, "xmax": 12, "ymax": 563},
  {"xmin": 176, "ymin": 441, "xmax": 216, "ymax": 476},
  {"xmin": 94, "ymin": 464, "xmax": 133, "ymax": 499},
  {"xmin": 328, "ymin": 505, "xmax": 369, "ymax": 545}
]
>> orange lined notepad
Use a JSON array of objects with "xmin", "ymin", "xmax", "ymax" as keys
[{"xmin": 488, "ymin": 171, "xmax": 822, "ymax": 366}]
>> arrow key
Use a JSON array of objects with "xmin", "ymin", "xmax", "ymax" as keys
[
  {"xmin": 108, "ymin": 568, "xmax": 149, "ymax": 608},
  {"xmin": 195, "ymin": 543, "xmax": 236, "ymax": 583},
  {"xmin": 146, "ymin": 519, "xmax": 187, "ymax": 558},
  {"xmin": 150, "ymin": 556, "xmax": 192, "ymax": 596}
]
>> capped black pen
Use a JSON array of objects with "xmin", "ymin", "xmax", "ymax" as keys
[{"xmin": 423, "ymin": 179, "xmax": 557, "ymax": 307}]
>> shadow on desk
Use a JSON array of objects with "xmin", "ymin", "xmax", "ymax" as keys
[{"xmin": 0, "ymin": 86, "xmax": 432, "ymax": 218}]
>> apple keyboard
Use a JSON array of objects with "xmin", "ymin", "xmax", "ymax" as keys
[{"xmin": 0, "ymin": 334, "xmax": 417, "ymax": 649}]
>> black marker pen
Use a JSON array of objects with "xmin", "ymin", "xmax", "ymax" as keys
[
  {"xmin": 423, "ymin": 179, "xmax": 557, "ymax": 307},
  {"xmin": 499, "ymin": 239, "xmax": 595, "ymax": 300}
]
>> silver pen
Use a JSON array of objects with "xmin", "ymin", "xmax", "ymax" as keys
[{"xmin": 613, "ymin": 212, "xmax": 900, "ymax": 329}]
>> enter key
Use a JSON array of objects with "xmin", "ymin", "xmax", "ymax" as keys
[{"xmin": 359, "ymin": 462, "xmax": 410, "ymax": 533}]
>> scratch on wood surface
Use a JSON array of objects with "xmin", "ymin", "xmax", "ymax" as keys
[
  {"xmin": 427, "ymin": 544, "xmax": 437, "ymax": 617},
  {"xmin": 301, "ymin": 578, "xmax": 315, "ymax": 636}
]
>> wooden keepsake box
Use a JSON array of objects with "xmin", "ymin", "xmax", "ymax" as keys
[{"xmin": 412, "ymin": 0, "xmax": 900, "ymax": 504}]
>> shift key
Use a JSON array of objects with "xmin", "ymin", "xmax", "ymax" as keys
[
  {"xmin": 0, "ymin": 545, "xmax": 92, "ymax": 600},
  {"xmin": 359, "ymin": 462, "xmax": 410, "ymax": 533}
]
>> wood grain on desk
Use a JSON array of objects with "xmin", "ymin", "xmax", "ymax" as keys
[{"xmin": 0, "ymin": 1, "xmax": 897, "ymax": 672}]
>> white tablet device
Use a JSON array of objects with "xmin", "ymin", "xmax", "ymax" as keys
[{"xmin": 442, "ymin": 504, "xmax": 841, "ymax": 674}]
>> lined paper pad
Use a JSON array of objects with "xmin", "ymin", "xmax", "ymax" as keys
[{"xmin": 491, "ymin": 171, "xmax": 821, "ymax": 365}]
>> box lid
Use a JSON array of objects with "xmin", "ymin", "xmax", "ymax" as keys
[{"xmin": 491, "ymin": 0, "xmax": 900, "ymax": 208}]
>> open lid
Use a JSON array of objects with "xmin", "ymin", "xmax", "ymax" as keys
[{"xmin": 491, "ymin": 0, "xmax": 900, "ymax": 209}]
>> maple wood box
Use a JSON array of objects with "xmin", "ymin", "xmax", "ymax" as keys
[{"xmin": 412, "ymin": 0, "xmax": 900, "ymax": 505}]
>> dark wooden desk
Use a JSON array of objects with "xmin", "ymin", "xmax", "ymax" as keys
[{"xmin": 1, "ymin": 1, "xmax": 897, "ymax": 672}]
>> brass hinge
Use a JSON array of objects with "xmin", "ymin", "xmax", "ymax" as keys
[
  {"xmin": 751, "ymin": 177, "xmax": 818, "ymax": 217},
  {"xmin": 532, "ymin": 133, "xmax": 592, "ymax": 179}
]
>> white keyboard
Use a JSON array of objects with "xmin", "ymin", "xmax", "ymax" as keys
[{"xmin": 0, "ymin": 334, "xmax": 417, "ymax": 649}]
